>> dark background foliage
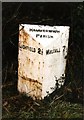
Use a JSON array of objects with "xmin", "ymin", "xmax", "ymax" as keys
[{"xmin": 2, "ymin": 2, "xmax": 84, "ymax": 119}]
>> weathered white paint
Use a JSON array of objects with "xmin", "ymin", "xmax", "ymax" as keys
[{"xmin": 18, "ymin": 24, "xmax": 70, "ymax": 100}]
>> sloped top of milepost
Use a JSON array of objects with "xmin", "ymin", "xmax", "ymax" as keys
[{"xmin": 20, "ymin": 24, "xmax": 70, "ymax": 47}]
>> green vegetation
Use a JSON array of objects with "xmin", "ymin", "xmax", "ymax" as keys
[{"xmin": 2, "ymin": 82, "xmax": 83, "ymax": 119}]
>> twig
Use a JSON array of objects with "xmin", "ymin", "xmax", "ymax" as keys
[
  {"xmin": 32, "ymin": 18, "xmax": 53, "ymax": 23},
  {"xmin": 3, "ymin": 106, "xmax": 10, "ymax": 113},
  {"xmin": 1, "ymin": 82, "xmax": 15, "ymax": 88},
  {"xmin": 3, "ymin": 62, "xmax": 8, "ymax": 83},
  {"xmin": 3, "ymin": 95, "xmax": 21, "ymax": 102},
  {"xmin": 3, "ymin": 27, "xmax": 24, "ymax": 45},
  {"xmin": 28, "ymin": 104, "xmax": 36, "ymax": 112},
  {"xmin": 3, "ymin": 3, "xmax": 22, "ymax": 32},
  {"xmin": 50, "ymin": 94, "xmax": 64, "ymax": 106},
  {"xmin": 34, "ymin": 102, "xmax": 40, "ymax": 106},
  {"xmin": 7, "ymin": 3, "xmax": 22, "ymax": 23},
  {"xmin": 10, "ymin": 26, "xmax": 24, "ymax": 37}
]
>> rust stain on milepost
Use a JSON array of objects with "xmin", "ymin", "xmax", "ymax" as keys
[{"xmin": 18, "ymin": 75, "xmax": 42, "ymax": 100}]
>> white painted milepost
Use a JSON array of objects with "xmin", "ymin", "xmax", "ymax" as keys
[{"xmin": 18, "ymin": 24, "xmax": 70, "ymax": 100}]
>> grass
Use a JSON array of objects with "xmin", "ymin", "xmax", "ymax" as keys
[{"xmin": 2, "ymin": 81, "xmax": 83, "ymax": 120}]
